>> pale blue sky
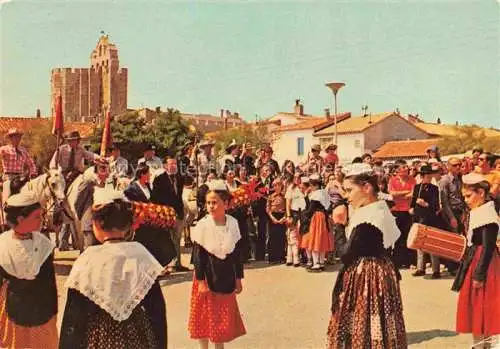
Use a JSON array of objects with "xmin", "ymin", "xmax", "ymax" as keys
[{"xmin": 1, "ymin": 0, "xmax": 498, "ymax": 127}]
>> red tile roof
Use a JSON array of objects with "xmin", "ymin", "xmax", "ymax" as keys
[
  {"xmin": 273, "ymin": 112, "xmax": 351, "ymax": 132},
  {"xmin": 373, "ymin": 138, "xmax": 442, "ymax": 159},
  {"xmin": 0, "ymin": 117, "xmax": 95, "ymax": 140}
]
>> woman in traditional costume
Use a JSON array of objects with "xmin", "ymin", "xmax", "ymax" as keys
[
  {"xmin": 0, "ymin": 191, "xmax": 59, "ymax": 349},
  {"xmin": 189, "ymin": 180, "xmax": 246, "ymax": 349},
  {"xmin": 300, "ymin": 174, "xmax": 334, "ymax": 272},
  {"xmin": 452, "ymin": 173, "xmax": 499, "ymax": 349},
  {"xmin": 327, "ymin": 164, "xmax": 407, "ymax": 349},
  {"xmin": 59, "ymin": 188, "xmax": 167, "ymax": 349}
]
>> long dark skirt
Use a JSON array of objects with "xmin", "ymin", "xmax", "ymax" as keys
[
  {"xmin": 391, "ymin": 211, "xmax": 415, "ymax": 268},
  {"xmin": 228, "ymin": 207, "xmax": 251, "ymax": 263},
  {"xmin": 328, "ymin": 256, "xmax": 407, "ymax": 349},
  {"xmin": 267, "ymin": 212, "xmax": 286, "ymax": 263}
]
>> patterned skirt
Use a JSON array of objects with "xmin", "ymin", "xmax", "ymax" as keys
[
  {"xmin": 327, "ymin": 256, "xmax": 407, "ymax": 349},
  {"xmin": 301, "ymin": 211, "xmax": 334, "ymax": 252},
  {"xmin": 188, "ymin": 278, "xmax": 246, "ymax": 343},
  {"xmin": 0, "ymin": 282, "xmax": 59, "ymax": 349},
  {"xmin": 456, "ymin": 246, "xmax": 500, "ymax": 336}
]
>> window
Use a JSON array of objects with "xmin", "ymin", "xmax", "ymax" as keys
[
  {"xmin": 354, "ymin": 140, "xmax": 361, "ymax": 148},
  {"xmin": 297, "ymin": 137, "xmax": 305, "ymax": 156}
]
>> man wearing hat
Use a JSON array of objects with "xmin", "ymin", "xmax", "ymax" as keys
[
  {"xmin": 219, "ymin": 139, "xmax": 241, "ymax": 176},
  {"xmin": 323, "ymin": 144, "xmax": 338, "ymax": 169},
  {"xmin": 137, "ymin": 144, "xmax": 163, "ymax": 171},
  {"xmin": 410, "ymin": 164, "xmax": 442, "ymax": 279},
  {"xmin": 49, "ymin": 131, "xmax": 101, "ymax": 186},
  {"xmin": 0, "ymin": 128, "xmax": 38, "ymax": 203},
  {"xmin": 190, "ymin": 139, "xmax": 218, "ymax": 184},
  {"xmin": 300, "ymin": 144, "xmax": 324, "ymax": 174},
  {"xmin": 107, "ymin": 143, "xmax": 129, "ymax": 179},
  {"xmin": 426, "ymin": 145, "xmax": 441, "ymax": 162},
  {"xmin": 240, "ymin": 142, "xmax": 256, "ymax": 176}
]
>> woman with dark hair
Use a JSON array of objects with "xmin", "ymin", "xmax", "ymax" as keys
[
  {"xmin": 0, "ymin": 192, "xmax": 59, "ymax": 348},
  {"xmin": 452, "ymin": 173, "xmax": 499, "ymax": 348},
  {"xmin": 281, "ymin": 160, "xmax": 295, "ymax": 187},
  {"xmin": 235, "ymin": 165, "xmax": 248, "ymax": 186},
  {"xmin": 60, "ymin": 188, "xmax": 167, "ymax": 349},
  {"xmin": 189, "ymin": 180, "xmax": 246, "ymax": 349},
  {"xmin": 327, "ymin": 163, "xmax": 407, "ymax": 348}
]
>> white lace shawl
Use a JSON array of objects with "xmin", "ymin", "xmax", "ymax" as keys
[
  {"xmin": 65, "ymin": 242, "xmax": 163, "ymax": 322},
  {"xmin": 346, "ymin": 200, "xmax": 401, "ymax": 249},
  {"xmin": 0, "ymin": 230, "xmax": 55, "ymax": 280},
  {"xmin": 191, "ymin": 215, "xmax": 241, "ymax": 260},
  {"xmin": 309, "ymin": 189, "xmax": 331, "ymax": 210},
  {"xmin": 467, "ymin": 201, "xmax": 500, "ymax": 247}
]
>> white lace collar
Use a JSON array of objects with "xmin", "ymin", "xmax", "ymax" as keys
[
  {"xmin": 0, "ymin": 230, "xmax": 55, "ymax": 280},
  {"xmin": 467, "ymin": 201, "xmax": 499, "ymax": 246},
  {"xmin": 309, "ymin": 189, "xmax": 331, "ymax": 210},
  {"xmin": 191, "ymin": 215, "xmax": 241, "ymax": 260},
  {"xmin": 346, "ymin": 200, "xmax": 401, "ymax": 249},
  {"xmin": 65, "ymin": 242, "xmax": 163, "ymax": 322}
]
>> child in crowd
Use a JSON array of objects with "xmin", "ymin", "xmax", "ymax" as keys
[
  {"xmin": 267, "ymin": 179, "xmax": 287, "ymax": 264},
  {"xmin": 189, "ymin": 180, "xmax": 246, "ymax": 349}
]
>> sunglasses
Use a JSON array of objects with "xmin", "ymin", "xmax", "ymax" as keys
[
  {"xmin": 451, "ymin": 164, "xmax": 461, "ymax": 167},
  {"xmin": 478, "ymin": 158, "xmax": 487, "ymax": 162}
]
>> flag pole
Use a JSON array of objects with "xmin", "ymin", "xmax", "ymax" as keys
[{"xmin": 53, "ymin": 95, "xmax": 64, "ymax": 168}]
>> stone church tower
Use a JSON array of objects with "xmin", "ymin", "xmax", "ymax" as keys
[{"xmin": 51, "ymin": 35, "xmax": 128, "ymax": 122}]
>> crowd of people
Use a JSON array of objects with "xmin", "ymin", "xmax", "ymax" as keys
[{"xmin": 0, "ymin": 127, "xmax": 498, "ymax": 349}]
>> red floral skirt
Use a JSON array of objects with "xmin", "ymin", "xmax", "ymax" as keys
[
  {"xmin": 456, "ymin": 246, "xmax": 500, "ymax": 336},
  {"xmin": 0, "ymin": 282, "xmax": 59, "ymax": 349},
  {"xmin": 188, "ymin": 277, "xmax": 246, "ymax": 343},
  {"xmin": 301, "ymin": 212, "xmax": 334, "ymax": 252}
]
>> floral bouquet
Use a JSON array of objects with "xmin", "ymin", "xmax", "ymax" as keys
[
  {"xmin": 131, "ymin": 201, "xmax": 177, "ymax": 230},
  {"xmin": 228, "ymin": 178, "xmax": 265, "ymax": 210}
]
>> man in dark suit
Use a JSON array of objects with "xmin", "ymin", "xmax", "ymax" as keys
[
  {"xmin": 124, "ymin": 164, "xmax": 176, "ymax": 268},
  {"xmin": 251, "ymin": 164, "xmax": 273, "ymax": 261},
  {"xmin": 150, "ymin": 157, "xmax": 190, "ymax": 272}
]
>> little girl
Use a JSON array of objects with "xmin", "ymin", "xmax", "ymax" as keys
[
  {"xmin": 189, "ymin": 180, "xmax": 246, "ymax": 349},
  {"xmin": 285, "ymin": 218, "xmax": 301, "ymax": 267}
]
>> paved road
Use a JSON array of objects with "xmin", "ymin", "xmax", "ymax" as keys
[{"xmin": 54, "ymin": 251, "xmax": 473, "ymax": 349}]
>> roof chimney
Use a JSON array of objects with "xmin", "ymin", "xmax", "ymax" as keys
[
  {"xmin": 36, "ymin": 109, "xmax": 41, "ymax": 118},
  {"xmin": 437, "ymin": 117, "xmax": 441, "ymax": 124},
  {"xmin": 155, "ymin": 106, "xmax": 161, "ymax": 114},
  {"xmin": 220, "ymin": 109, "xmax": 224, "ymax": 118},
  {"xmin": 324, "ymin": 108, "xmax": 330, "ymax": 118},
  {"xmin": 294, "ymin": 99, "xmax": 304, "ymax": 116}
]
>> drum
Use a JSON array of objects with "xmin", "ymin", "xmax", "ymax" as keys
[{"xmin": 407, "ymin": 223, "xmax": 466, "ymax": 262}]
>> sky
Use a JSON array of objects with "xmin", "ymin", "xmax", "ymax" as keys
[{"xmin": 0, "ymin": 0, "xmax": 499, "ymax": 128}]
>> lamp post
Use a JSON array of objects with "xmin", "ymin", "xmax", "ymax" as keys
[{"xmin": 325, "ymin": 82, "xmax": 346, "ymax": 145}]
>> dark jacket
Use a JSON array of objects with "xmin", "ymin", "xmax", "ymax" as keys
[
  {"xmin": 124, "ymin": 181, "xmax": 176, "ymax": 267},
  {"xmin": 151, "ymin": 172, "xmax": 185, "ymax": 220},
  {"xmin": 410, "ymin": 183, "xmax": 440, "ymax": 226}
]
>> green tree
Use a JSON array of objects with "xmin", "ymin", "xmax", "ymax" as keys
[
  {"xmin": 438, "ymin": 125, "xmax": 500, "ymax": 155},
  {"xmin": 211, "ymin": 124, "xmax": 271, "ymax": 156},
  {"xmin": 89, "ymin": 108, "xmax": 196, "ymax": 166},
  {"xmin": 23, "ymin": 121, "xmax": 58, "ymax": 172}
]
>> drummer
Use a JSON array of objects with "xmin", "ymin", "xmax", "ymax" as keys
[
  {"xmin": 410, "ymin": 165, "xmax": 442, "ymax": 279},
  {"xmin": 451, "ymin": 173, "xmax": 499, "ymax": 348}
]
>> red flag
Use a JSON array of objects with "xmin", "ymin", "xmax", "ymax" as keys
[
  {"xmin": 100, "ymin": 109, "xmax": 113, "ymax": 157},
  {"xmin": 52, "ymin": 95, "xmax": 64, "ymax": 136}
]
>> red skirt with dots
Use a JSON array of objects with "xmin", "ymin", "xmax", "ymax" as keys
[{"xmin": 188, "ymin": 277, "xmax": 246, "ymax": 343}]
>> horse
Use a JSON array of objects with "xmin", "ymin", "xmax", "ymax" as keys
[{"xmin": 11, "ymin": 169, "xmax": 67, "ymax": 241}]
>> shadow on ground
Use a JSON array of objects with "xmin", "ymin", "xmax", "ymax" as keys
[{"xmin": 407, "ymin": 329, "xmax": 458, "ymax": 345}]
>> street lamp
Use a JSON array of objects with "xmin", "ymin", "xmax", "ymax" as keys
[{"xmin": 325, "ymin": 82, "xmax": 346, "ymax": 145}]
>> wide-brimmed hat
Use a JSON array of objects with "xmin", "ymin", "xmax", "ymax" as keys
[
  {"xmin": 6, "ymin": 128, "xmax": 23, "ymax": 137},
  {"xmin": 143, "ymin": 144, "xmax": 156, "ymax": 152},
  {"xmin": 199, "ymin": 139, "xmax": 216, "ymax": 148},
  {"xmin": 325, "ymin": 144, "xmax": 337, "ymax": 151},
  {"xmin": 66, "ymin": 131, "xmax": 81, "ymax": 141},
  {"xmin": 418, "ymin": 165, "xmax": 438, "ymax": 175},
  {"xmin": 448, "ymin": 157, "xmax": 462, "ymax": 166},
  {"xmin": 311, "ymin": 144, "xmax": 321, "ymax": 152},
  {"xmin": 225, "ymin": 139, "xmax": 238, "ymax": 153},
  {"xmin": 426, "ymin": 145, "xmax": 439, "ymax": 153}
]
